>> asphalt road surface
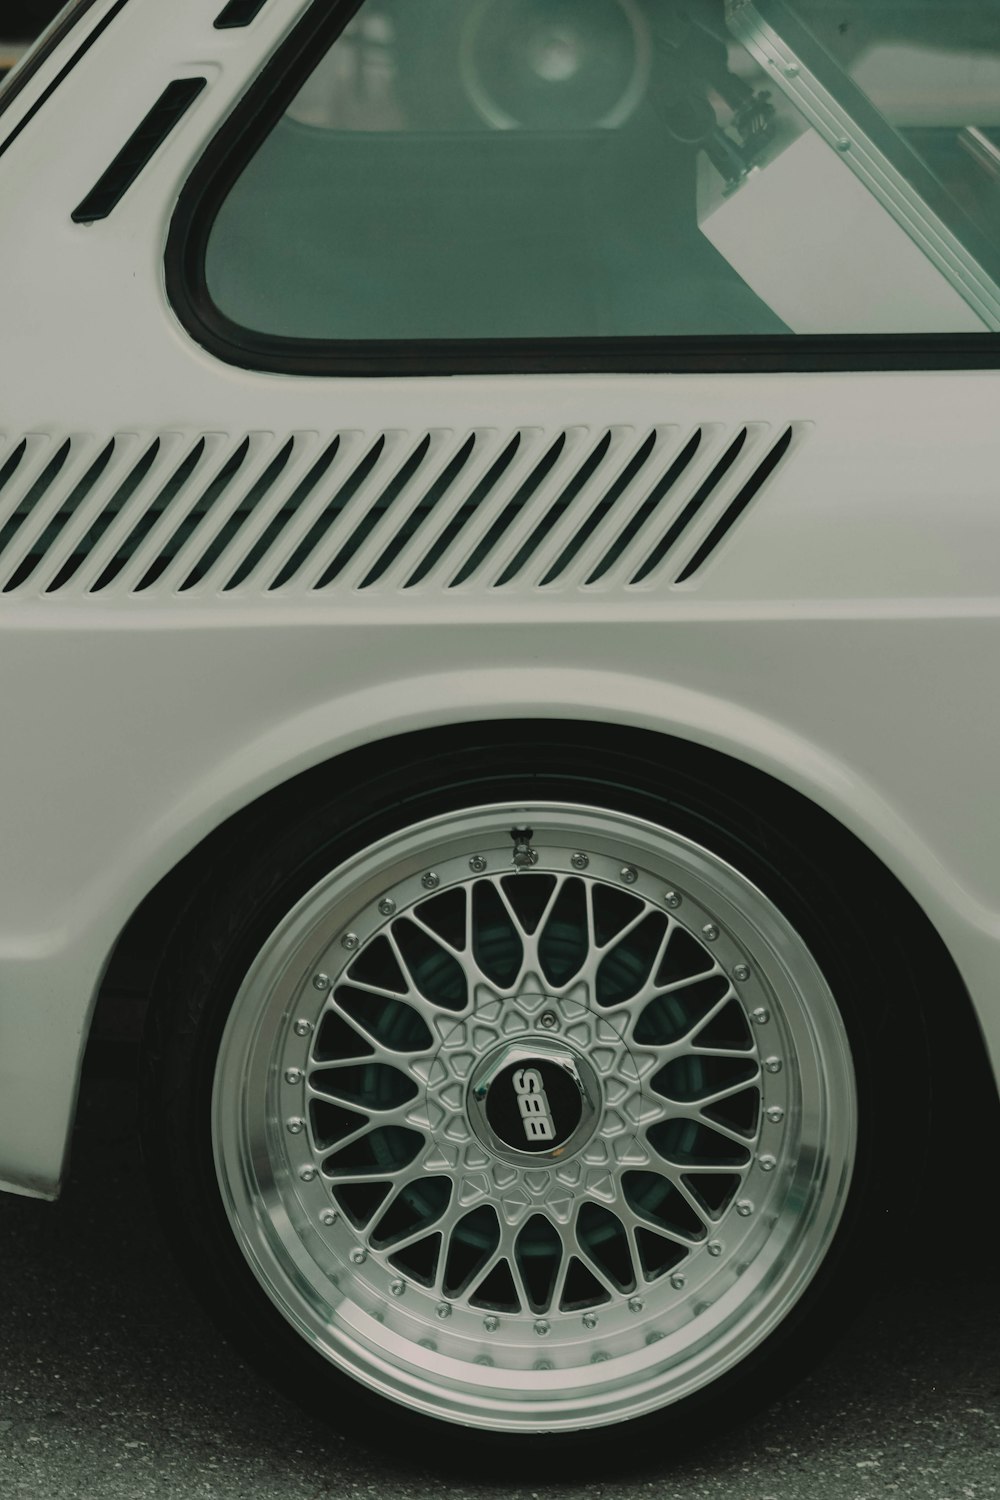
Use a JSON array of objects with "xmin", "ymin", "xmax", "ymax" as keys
[{"xmin": 2, "ymin": 1033, "xmax": 998, "ymax": 1500}]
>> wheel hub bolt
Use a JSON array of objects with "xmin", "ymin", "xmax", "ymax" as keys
[
  {"xmin": 349, "ymin": 1248, "xmax": 367, "ymax": 1264},
  {"xmin": 284, "ymin": 1068, "xmax": 303, "ymax": 1085},
  {"xmin": 436, "ymin": 1303, "xmax": 451, "ymax": 1319},
  {"xmin": 582, "ymin": 1312, "xmax": 598, "ymax": 1330},
  {"xmin": 422, "ymin": 872, "xmax": 440, "ymax": 890},
  {"xmin": 390, "ymin": 1279, "xmax": 405, "ymax": 1297},
  {"xmin": 469, "ymin": 855, "xmax": 488, "ymax": 873},
  {"xmin": 571, "ymin": 852, "xmax": 589, "ymax": 870},
  {"xmin": 483, "ymin": 1315, "xmax": 499, "ymax": 1332},
  {"xmin": 758, "ymin": 1155, "xmax": 777, "ymax": 1172},
  {"xmin": 664, "ymin": 891, "xmax": 682, "ymax": 908},
  {"xmin": 341, "ymin": 932, "xmax": 360, "ymax": 952},
  {"xmin": 378, "ymin": 897, "xmax": 396, "ymax": 916},
  {"xmin": 294, "ymin": 1018, "xmax": 313, "ymax": 1036},
  {"xmin": 311, "ymin": 974, "xmax": 330, "ymax": 992},
  {"xmin": 733, "ymin": 964, "xmax": 751, "ymax": 981},
  {"xmin": 669, "ymin": 1273, "xmax": 686, "ymax": 1290},
  {"xmin": 299, "ymin": 1166, "xmax": 317, "ymax": 1182},
  {"xmin": 703, "ymin": 923, "xmax": 720, "ymax": 941},
  {"xmin": 736, "ymin": 1200, "xmax": 754, "ymax": 1217},
  {"xmin": 538, "ymin": 1011, "xmax": 558, "ymax": 1030},
  {"xmin": 766, "ymin": 1105, "xmax": 785, "ymax": 1123},
  {"xmin": 286, "ymin": 1117, "xmax": 305, "ymax": 1135},
  {"xmin": 534, "ymin": 1320, "xmax": 550, "ymax": 1336},
  {"xmin": 620, "ymin": 865, "xmax": 638, "ymax": 885},
  {"xmin": 751, "ymin": 1007, "xmax": 770, "ymax": 1025},
  {"xmin": 320, "ymin": 1209, "xmax": 337, "ymax": 1226},
  {"xmin": 628, "ymin": 1296, "xmax": 644, "ymax": 1313},
  {"xmin": 765, "ymin": 1056, "xmax": 782, "ymax": 1074},
  {"xmin": 707, "ymin": 1240, "xmax": 723, "ymax": 1256}
]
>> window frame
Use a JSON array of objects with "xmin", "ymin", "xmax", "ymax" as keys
[{"xmin": 166, "ymin": 0, "xmax": 1000, "ymax": 376}]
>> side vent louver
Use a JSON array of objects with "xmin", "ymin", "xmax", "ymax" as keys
[
  {"xmin": 72, "ymin": 78, "xmax": 206, "ymax": 223},
  {"xmin": 0, "ymin": 425, "xmax": 797, "ymax": 601},
  {"xmin": 215, "ymin": 0, "xmax": 270, "ymax": 27}
]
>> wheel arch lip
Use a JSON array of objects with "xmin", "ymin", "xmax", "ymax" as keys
[{"xmin": 1, "ymin": 663, "xmax": 993, "ymax": 1201}]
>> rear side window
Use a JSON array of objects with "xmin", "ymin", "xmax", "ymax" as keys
[{"xmin": 179, "ymin": 0, "xmax": 1000, "ymax": 368}]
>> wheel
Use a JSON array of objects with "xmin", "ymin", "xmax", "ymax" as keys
[{"xmin": 140, "ymin": 728, "xmax": 923, "ymax": 1464}]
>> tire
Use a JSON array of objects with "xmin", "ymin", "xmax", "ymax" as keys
[{"xmin": 139, "ymin": 725, "xmax": 926, "ymax": 1468}]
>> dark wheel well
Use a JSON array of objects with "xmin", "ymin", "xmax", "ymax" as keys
[{"xmin": 88, "ymin": 719, "xmax": 998, "ymax": 1167}]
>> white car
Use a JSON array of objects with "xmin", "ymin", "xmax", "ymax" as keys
[{"xmin": 1, "ymin": 0, "xmax": 999, "ymax": 1463}]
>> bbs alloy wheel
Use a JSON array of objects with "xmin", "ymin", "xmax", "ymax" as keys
[{"xmin": 142, "ymin": 733, "xmax": 922, "ymax": 1458}]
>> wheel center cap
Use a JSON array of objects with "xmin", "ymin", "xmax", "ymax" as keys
[{"xmin": 468, "ymin": 1035, "xmax": 601, "ymax": 1164}]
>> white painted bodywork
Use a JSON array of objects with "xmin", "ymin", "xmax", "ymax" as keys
[{"xmin": 1, "ymin": 0, "xmax": 999, "ymax": 1199}]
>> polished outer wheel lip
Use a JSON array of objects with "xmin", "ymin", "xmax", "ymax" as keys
[{"xmin": 213, "ymin": 803, "xmax": 857, "ymax": 1435}]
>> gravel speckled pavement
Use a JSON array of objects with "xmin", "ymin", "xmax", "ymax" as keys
[{"xmin": 1, "ymin": 1032, "xmax": 998, "ymax": 1500}]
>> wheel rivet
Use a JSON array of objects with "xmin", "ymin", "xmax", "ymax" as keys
[
  {"xmin": 734, "ymin": 964, "xmax": 751, "ymax": 981},
  {"xmin": 702, "ymin": 923, "xmax": 720, "ymax": 941},
  {"xmin": 669, "ymin": 1274, "xmax": 686, "ymax": 1290},
  {"xmin": 620, "ymin": 865, "xmax": 638, "ymax": 885},
  {"xmin": 664, "ymin": 891, "xmax": 682, "ymax": 908},
  {"xmin": 766, "ymin": 1105, "xmax": 785, "ymax": 1123},
  {"xmin": 736, "ymin": 1199, "xmax": 754, "ymax": 1217},
  {"xmin": 350, "ymin": 1247, "xmax": 367, "ymax": 1264},
  {"xmin": 378, "ymin": 897, "xmax": 396, "ymax": 916},
  {"xmin": 707, "ymin": 1240, "xmax": 723, "ymax": 1257},
  {"xmin": 534, "ymin": 1319, "xmax": 550, "ymax": 1336},
  {"xmin": 582, "ymin": 1313, "xmax": 598, "ymax": 1330},
  {"xmin": 571, "ymin": 853, "xmax": 590, "ymax": 871},
  {"xmin": 765, "ymin": 1056, "xmax": 782, "ymax": 1074},
  {"xmin": 286, "ymin": 1117, "xmax": 305, "ymax": 1135},
  {"xmin": 483, "ymin": 1315, "xmax": 499, "ymax": 1332},
  {"xmin": 341, "ymin": 932, "xmax": 360, "ymax": 952},
  {"xmin": 422, "ymin": 872, "xmax": 440, "ymax": 890},
  {"xmin": 436, "ymin": 1302, "xmax": 451, "ymax": 1319},
  {"xmin": 758, "ymin": 1154, "xmax": 777, "ymax": 1172},
  {"xmin": 628, "ymin": 1296, "xmax": 644, "ymax": 1313},
  {"xmin": 751, "ymin": 1007, "xmax": 770, "ymax": 1025},
  {"xmin": 320, "ymin": 1209, "xmax": 337, "ymax": 1226},
  {"xmin": 538, "ymin": 1011, "xmax": 558, "ymax": 1030},
  {"xmin": 299, "ymin": 1165, "xmax": 317, "ymax": 1182},
  {"xmin": 294, "ymin": 1017, "xmax": 314, "ymax": 1035},
  {"xmin": 284, "ymin": 1067, "xmax": 303, "ymax": 1085},
  {"xmin": 311, "ymin": 974, "xmax": 330, "ymax": 992},
  {"xmin": 469, "ymin": 855, "xmax": 488, "ymax": 873},
  {"xmin": 390, "ymin": 1279, "xmax": 405, "ymax": 1297}
]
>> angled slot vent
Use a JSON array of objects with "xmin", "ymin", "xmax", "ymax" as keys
[
  {"xmin": 215, "ymin": 0, "xmax": 270, "ymax": 26},
  {"xmin": 675, "ymin": 428, "xmax": 796, "ymax": 584},
  {"xmin": 72, "ymin": 78, "xmax": 206, "ymax": 223},
  {"xmin": 630, "ymin": 431, "xmax": 749, "ymax": 586}
]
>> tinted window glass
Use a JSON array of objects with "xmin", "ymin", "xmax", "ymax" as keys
[{"xmin": 203, "ymin": 0, "xmax": 1000, "ymax": 345}]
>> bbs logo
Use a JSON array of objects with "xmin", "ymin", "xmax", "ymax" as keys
[{"xmin": 512, "ymin": 1067, "xmax": 555, "ymax": 1142}]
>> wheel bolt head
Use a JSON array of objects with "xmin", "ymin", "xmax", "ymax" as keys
[
  {"xmin": 707, "ymin": 1240, "xmax": 723, "ymax": 1257},
  {"xmin": 766, "ymin": 1105, "xmax": 785, "ymax": 1123},
  {"xmin": 299, "ymin": 1166, "xmax": 317, "ymax": 1182},
  {"xmin": 349, "ymin": 1248, "xmax": 367, "ymax": 1264},
  {"xmin": 390, "ymin": 1279, "xmax": 405, "ymax": 1297},
  {"xmin": 436, "ymin": 1302, "xmax": 451, "ymax": 1319},
  {"xmin": 582, "ymin": 1312, "xmax": 598, "ymax": 1330},
  {"xmin": 286, "ymin": 1117, "xmax": 305, "ymax": 1135},
  {"xmin": 341, "ymin": 932, "xmax": 360, "ymax": 952},
  {"xmin": 758, "ymin": 1154, "xmax": 777, "ymax": 1172},
  {"xmin": 378, "ymin": 897, "xmax": 396, "ymax": 916},
  {"xmin": 620, "ymin": 865, "xmax": 638, "ymax": 885},
  {"xmin": 664, "ymin": 891, "xmax": 682, "ymax": 908},
  {"xmin": 538, "ymin": 1011, "xmax": 558, "ymax": 1030},
  {"xmin": 483, "ymin": 1315, "xmax": 499, "ymax": 1332},
  {"xmin": 765, "ymin": 1056, "xmax": 782, "ymax": 1074},
  {"xmin": 294, "ymin": 1017, "xmax": 314, "ymax": 1035},
  {"xmin": 702, "ymin": 923, "xmax": 720, "ymax": 941},
  {"xmin": 534, "ymin": 1320, "xmax": 550, "ymax": 1336},
  {"xmin": 422, "ymin": 872, "xmax": 440, "ymax": 890},
  {"xmin": 733, "ymin": 964, "xmax": 751, "ymax": 981},
  {"xmin": 736, "ymin": 1200, "xmax": 754, "ymax": 1217},
  {"xmin": 311, "ymin": 974, "xmax": 330, "ymax": 992},
  {"xmin": 669, "ymin": 1274, "xmax": 686, "ymax": 1290},
  {"xmin": 284, "ymin": 1067, "xmax": 303, "ymax": 1085},
  {"xmin": 751, "ymin": 1007, "xmax": 770, "ymax": 1025},
  {"xmin": 628, "ymin": 1296, "xmax": 644, "ymax": 1313},
  {"xmin": 320, "ymin": 1209, "xmax": 337, "ymax": 1226},
  {"xmin": 469, "ymin": 855, "xmax": 487, "ymax": 873},
  {"xmin": 571, "ymin": 853, "xmax": 589, "ymax": 870}
]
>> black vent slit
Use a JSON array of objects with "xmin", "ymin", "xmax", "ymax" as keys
[
  {"xmin": 42, "ymin": 437, "xmax": 158, "ymax": 594},
  {"xmin": 0, "ymin": 441, "xmax": 28, "ymax": 498},
  {"xmin": 451, "ymin": 433, "xmax": 567, "ymax": 588},
  {"xmin": 404, "ymin": 433, "xmax": 521, "ymax": 589},
  {"xmin": 214, "ymin": 0, "xmax": 270, "ymax": 26},
  {"xmin": 315, "ymin": 436, "xmax": 433, "ymax": 589},
  {"xmin": 134, "ymin": 439, "xmax": 251, "ymax": 592},
  {"xmin": 494, "ymin": 431, "xmax": 612, "ymax": 587},
  {"xmin": 91, "ymin": 440, "xmax": 207, "ymax": 592},
  {"xmin": 4, "ymin": 440, "xmax": 116, "ymax": 593},
  {"xmin": 630, "ymin": 430, "xmax": 749, "ymax": 586},
  {"xmin": 176, "ymin": 437, "xmax": 295, "ymax": 591},
  {"xmin": 269, "ymin": 436, "xmax": 384, "ymax": 590},
  {"xmin": 586, "ymin": 429, "xmax": 703, "ymax": 586},
  {"xmin": 0, "ymin": 440, "xmax": 72, "ymax": 571},
  {"xmin": 224, "ymin": 436, "xmax": 342, "ymax": 591},
  {"xmin": 676, "ymin": 427, "xmax": 795, "ymax": 583},
  {"xmin": 73, "ymin": 79, "xmax": 207, "ymax": 224},
  {"xmin": 357, "ymin": 434, "xmax": 477, "ymax": 589},
  {"xmin": 539, "ymin": 430, "xmax": 658, "ymax": 587}
]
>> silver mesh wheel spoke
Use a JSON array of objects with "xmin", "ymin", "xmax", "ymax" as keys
[{"xmin": 214, "ymin": 803, "xmax": 856, "ymax": 1433}]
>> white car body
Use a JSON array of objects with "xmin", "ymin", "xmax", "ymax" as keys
[{"xmin": 0, "ymin": 0, "xmax": 998, "ymax": 1225}]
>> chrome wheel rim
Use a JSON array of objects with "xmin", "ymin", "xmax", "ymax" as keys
[{"xmin": 213, "ymin": 802, "xmax": 856, "ymax": 1434}]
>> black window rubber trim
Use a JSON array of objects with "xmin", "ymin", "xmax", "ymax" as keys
[
  {"xmin": 0, "ymin": 0, "xmax": 132, "ymax": 163},
  {"xmin": 165, "ymin": 0, "xmax": 1000, "ymax": 378}
]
